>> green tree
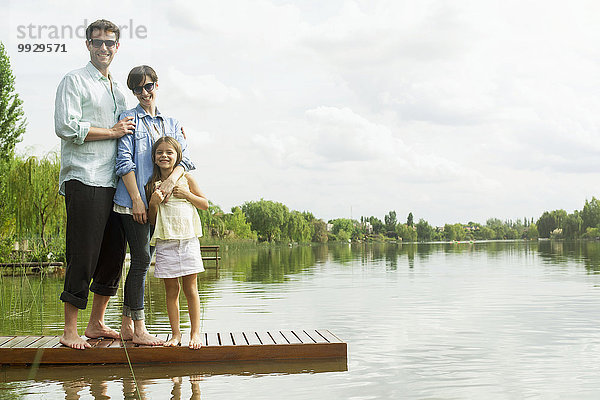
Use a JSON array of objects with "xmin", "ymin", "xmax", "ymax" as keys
[
  {"xmin": 0, "ymin": 41, "xmax": 26, "ymax": 155},
  {"xmin": 198, "ymin": 201, "xmax": 226, "ymax": 238},
  {"xmin": 368, "ymin": 216, "xmax": 384, "ymax": 234},
  {"xmin": 7, "ymin": 154, "xmax": 64, "ymax": 246},
  {"xmin": 397, "ymin": 224, "xmax": 417, "ymax": 242},
  {"xmin": 242, "ymin": 199, "xmax": 288, "ymax": 241},
  {"xmin": 311, "ymin": 219, "xmax": 328, "ymax": 243},
  {"xmin": 384, "ymin": 211, "xmax": 397, "ymax": 236},
  {"xmin": 285, "ymin": 210, "xmax": 312, "ymax": 242},
  {"xmin": 224, "ymin": 206, "xmax": 256, "ymax": 240},
  {"xmin": 525, "ymin": 223, "xmax": 539, "ymax": 239},
  {"xmin": 415, "ymin": 218, "xmax": 433, "ymax": 241},
  {"xmin": 581, "ymin": 198, "xmax": 600, "ymax": 231},
  {"xmin": 562, "ymin": 212, "xmax": 583, "ymax": 239},
  {"xmin": 406, "ymin": 212, "xmax": 414, "ymax": 227}
]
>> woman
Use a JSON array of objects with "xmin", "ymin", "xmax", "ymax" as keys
[{"xmin": 113, "ymin": 65, "xmax": 195, "ymax": 345}]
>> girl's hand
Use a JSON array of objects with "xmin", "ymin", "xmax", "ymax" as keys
[
  {"xmin": 172, "ymin": 185, "xmax": 191, "ymax": 200},
  {"xmin": 132, "ymin": 197, "xmax": 147, "ymax": 224}
]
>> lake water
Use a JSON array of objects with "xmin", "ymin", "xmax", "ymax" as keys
[{"xmin": 3, "ymin": 241, "xmax": 600, "ymax": 399}]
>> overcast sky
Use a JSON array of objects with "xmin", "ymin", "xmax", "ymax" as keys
[{"xmin": 2, "ymin": 0, "xmax": 600, "ymax": 226}]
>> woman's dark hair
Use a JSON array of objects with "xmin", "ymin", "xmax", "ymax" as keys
[
  {"xmin": 86, "ymin": 19, "xmax": 120, "ymax": 41},
  {"xmin": 127, "ymin": 65, "xmax": 158, "ymax": 91},
  {"xmin": 145, "ymin": 136, "xmax": 183, "ymax": 202}
]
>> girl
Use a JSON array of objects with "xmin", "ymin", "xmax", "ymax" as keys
[{"xmin": 147, "ymin": 137, "xmax": 208, "ymax": 349}]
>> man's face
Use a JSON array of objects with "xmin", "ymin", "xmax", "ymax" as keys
[{"xmin": 86, "ymin": 29, "xmax": 119, "ymax": 70}]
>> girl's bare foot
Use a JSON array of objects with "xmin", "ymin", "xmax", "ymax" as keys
[
  {"xmin": 189, "ymin": 332, "xmax": 202, "ymax": 350},
  {"xmin": 164, "ymin": 333, "xmax": 181, "ymax": 347}
]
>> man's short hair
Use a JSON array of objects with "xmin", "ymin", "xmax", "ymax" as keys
[
  {"xmin": 86, "ymin": 19, "xmax": 120, "ymax": 42},
  {"xmin": 127, "ymin": 65, "xmax": 159, "ymax": 90}
]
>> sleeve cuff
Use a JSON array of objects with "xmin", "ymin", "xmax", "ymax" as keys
[{"xmin": 74, "ymin": 121, "xmax": 91, "ymax": 145}]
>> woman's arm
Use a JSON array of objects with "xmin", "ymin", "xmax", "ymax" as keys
[
  {"xmin": 157, "ymin": 165, "xmax": 185, "ymax": 201},
  {"xmin": 122, "ymin": 171, "xmax": 147, "ymax": 224},
  {"xmin": 172, "ymin": 174, "xmax": 209, "ymax": 210}
]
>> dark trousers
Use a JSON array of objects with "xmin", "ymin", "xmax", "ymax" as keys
[{"xmin": 60, "ymin": 180, "xmax": 126, "ymax": 309}]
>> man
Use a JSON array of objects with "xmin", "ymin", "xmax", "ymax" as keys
[{"xmin": 55, "ymin": 19, "xmax": 135, "ymax": 349}]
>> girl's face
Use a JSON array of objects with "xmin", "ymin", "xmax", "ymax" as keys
[{"xmin": 154, "ymin": 142, "xmax": 177, "ymax": 171}]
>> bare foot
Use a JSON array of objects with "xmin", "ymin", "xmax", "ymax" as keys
[
  {"xmin": 189, "ymin": 332, "xmax": 202, "ymax": 350},
  {"xmin": 120, "ymin": 321, "xmax": 134, "ymax": 341},
  {"xmin": 133, "ymin": 330, "xmax": 164, "ymax": 346},
  {"xmin": 60, "ymin": 331, "xmax": 91, "ymax": 350},
  {"xmin": 164, "ymin": 333, "xmax": 181, "ymax": 347},
  {"xmin": 85, "ymin": 321, "xmax": 120, "ymax": 339}
]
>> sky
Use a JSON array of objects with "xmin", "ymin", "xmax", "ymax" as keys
[{"xmin": 2, "ymin": 0, "xmax": 600, "ymax": 226}]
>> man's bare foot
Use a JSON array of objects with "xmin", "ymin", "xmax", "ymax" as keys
[
  {"xmin": 133, "ymin": 330, "xmax": 164, "ymax": 346},
  {"xmin": 164, "ymin": 333, "xmax": 182, "ymax": 347},
  {"xmin": 84, "ymin": 321, "xmax": 120, "ymax": 339},
  {"xmin": 189, "ymin": 333, "xmax": 202, "ymax": 350},
  {"xmin": 60, "ymin": 331, "xmax": 91, "ymax": 350}
]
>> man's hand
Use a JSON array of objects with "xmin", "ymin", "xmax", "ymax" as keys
[{"xmin": 110, "ymin": 116, "xmax": 135, "ymax": 138}]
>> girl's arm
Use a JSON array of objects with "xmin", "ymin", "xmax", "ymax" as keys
[
  {"xmin": 172, "ymin": 174, "xmax": 209, "ymax": 210},
  {"xmin": 148, "ymin": 189, "xmax": 165, "ymax": 225}
]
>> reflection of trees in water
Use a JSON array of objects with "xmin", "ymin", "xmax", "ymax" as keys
[{"xmin": 537, "ymin": 240, "xmax": 600, "ymax": 272}]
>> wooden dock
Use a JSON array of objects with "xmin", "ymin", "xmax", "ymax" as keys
[{"xmin": 0, "ymin": 330, "xmax": 346, "ymax": 365}]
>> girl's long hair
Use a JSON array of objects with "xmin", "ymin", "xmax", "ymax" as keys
[{"xmin": 145, "ymin": 136, "xmax": 183, "ymax": 202}]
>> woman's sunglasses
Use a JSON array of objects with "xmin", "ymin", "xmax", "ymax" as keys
[
  {"xmin": 87, "ymin": 39, "xmax": 117, "ymax": 48},
  {"xmin": 132, "ymin": 82, "xmax": 156, "ymax": 95}
]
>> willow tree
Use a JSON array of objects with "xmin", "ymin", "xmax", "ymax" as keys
[{"xmin": 7, "ymin": 153, "xmax": 64, "ymax": 246}]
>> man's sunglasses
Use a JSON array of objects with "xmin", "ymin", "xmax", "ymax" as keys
[
  {"xmin": 88, "ymin": 39, "xmax": 117, "ymax": 48},
  {"xmin": 132, "ymin": 82, "xmax": 156, "ymax": 95}
]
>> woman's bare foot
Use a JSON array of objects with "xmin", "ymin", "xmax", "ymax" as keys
[
  {"xmin": 84, "ymin": 321, "xmax": 119, "ymax": 339},
  {"xmin": 164, "ymin": 333, "xmax": 181, "ymax": 347},
  {"xmin": 120, "ymin": 317, "xmax": 135, "ymax": 341},
  {"xmin": 133, "ymin": 330, "xmax": 164, "ymax": 346},
  {"xmin": 60, "ymin": 330, "xmax": 91, "ymax": 350},
  {"xmin": 189, "ymin": 332, "xmax": 202, "ymax": 350}
]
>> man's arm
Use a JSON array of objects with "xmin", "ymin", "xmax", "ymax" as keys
[{"xmin": 55, "ymin": 74, "xmax": 134, "ymax": 143}]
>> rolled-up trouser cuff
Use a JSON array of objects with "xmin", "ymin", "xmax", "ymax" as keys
[
  {"xmin": 90, "ymin": 281, "xmax": 119, "ymax": 297},
  {"xmin": 60, "ymin": 291, "xmax": 88, "ymax": 310},
  {"xmin": 123, "ymin": 304, "xmax": 145, "ymax": 321}
]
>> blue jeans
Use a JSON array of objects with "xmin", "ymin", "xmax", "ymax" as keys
[{"xmin": 119, "ymin": 214, "xmax": 154, "ymax": 320}]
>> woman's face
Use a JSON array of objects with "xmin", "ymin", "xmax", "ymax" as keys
[{"xmin": 134, "ymin": 75, "xmax": 158, "ymax": 112}]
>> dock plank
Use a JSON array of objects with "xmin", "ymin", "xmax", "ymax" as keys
[
  {"xmin": 280, "ymin": 330, "xmax": 302, "ymax": 344},
  {"xmin": 206, "ymin": 332, "xmax": 220, "ymax": 346},
  {"xmin": 244, "ymin": 332, "xmax": 261, "ymax": 346},
  {"xmin": 219, "ymin": 332, "xmax": 234, "ymax": 346},
  {"xmin": 231, "ymin": 332, "xmax": 248, "ymax": 346},
  {"xmin": 0, "ymin": 330, "xmax": 347, "ymax": 365},
  {"xmin": 316, "ymin": 330, "xmax": 343, "ymax": 343},
  {"xmin": 0, "ymin": 337, "xmax": 15, "ymax": 347},
  {"xmin": 256, "ymin": 331, "xmax": 275, "ymax": 345},
  {"xmin": 304, "ymin": 330, "xmax": 329, "ymax": 344}
]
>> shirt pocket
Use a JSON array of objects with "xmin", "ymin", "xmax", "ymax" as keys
[{"xmin": 134, "ymin": 129, "xmax": 151, "ymax": 154}]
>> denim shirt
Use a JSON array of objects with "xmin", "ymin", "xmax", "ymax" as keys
[
  {"xmin": 113, "ymin": 104, "xmax": 195, "ymax": 209},
  {"xmin": 55, "ymin": 62, "xmax": 128, "ymax": 195}
]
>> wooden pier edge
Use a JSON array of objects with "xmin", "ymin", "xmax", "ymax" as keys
[{"xmin": 0, "ymin": 330, "xmax": 347, "ymax": 365}]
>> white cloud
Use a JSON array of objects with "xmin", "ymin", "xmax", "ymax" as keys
[{"xmin": 165, "ymin": 67, "xmax": 242, "ymax": 106}]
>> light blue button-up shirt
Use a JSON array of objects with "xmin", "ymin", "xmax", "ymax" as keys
[
  {"xmin": 113, "ymin": 104, "xmax": 195, "ymax": 209},
  {"xmin": 55, "ymin": 62, "xmax": 128, "ymax": 195}
]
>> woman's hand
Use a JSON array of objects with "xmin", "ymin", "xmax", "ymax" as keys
[
  {"xmin": 132, "ymin": 197, "xmax": 147, "ymax": 224},
  {"xmin": 158, "ymin": 177, "xmax": 177, "ymax": 203},
  {"xmin": 150, "ymin": 189, "xmax": 165, "ymax": 206}
]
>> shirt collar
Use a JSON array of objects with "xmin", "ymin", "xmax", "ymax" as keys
[
  {"xmin": 135, "ymin": 103, "xmax": 162, "ymax": 119},
  {"xmin": 85, "ymin": 61, "xmax": 112, "ymax": 81}
]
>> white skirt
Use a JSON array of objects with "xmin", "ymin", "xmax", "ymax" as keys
[{"xmin": 154, "ymin": 238, "xmax": 205, "ymax": 278}]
